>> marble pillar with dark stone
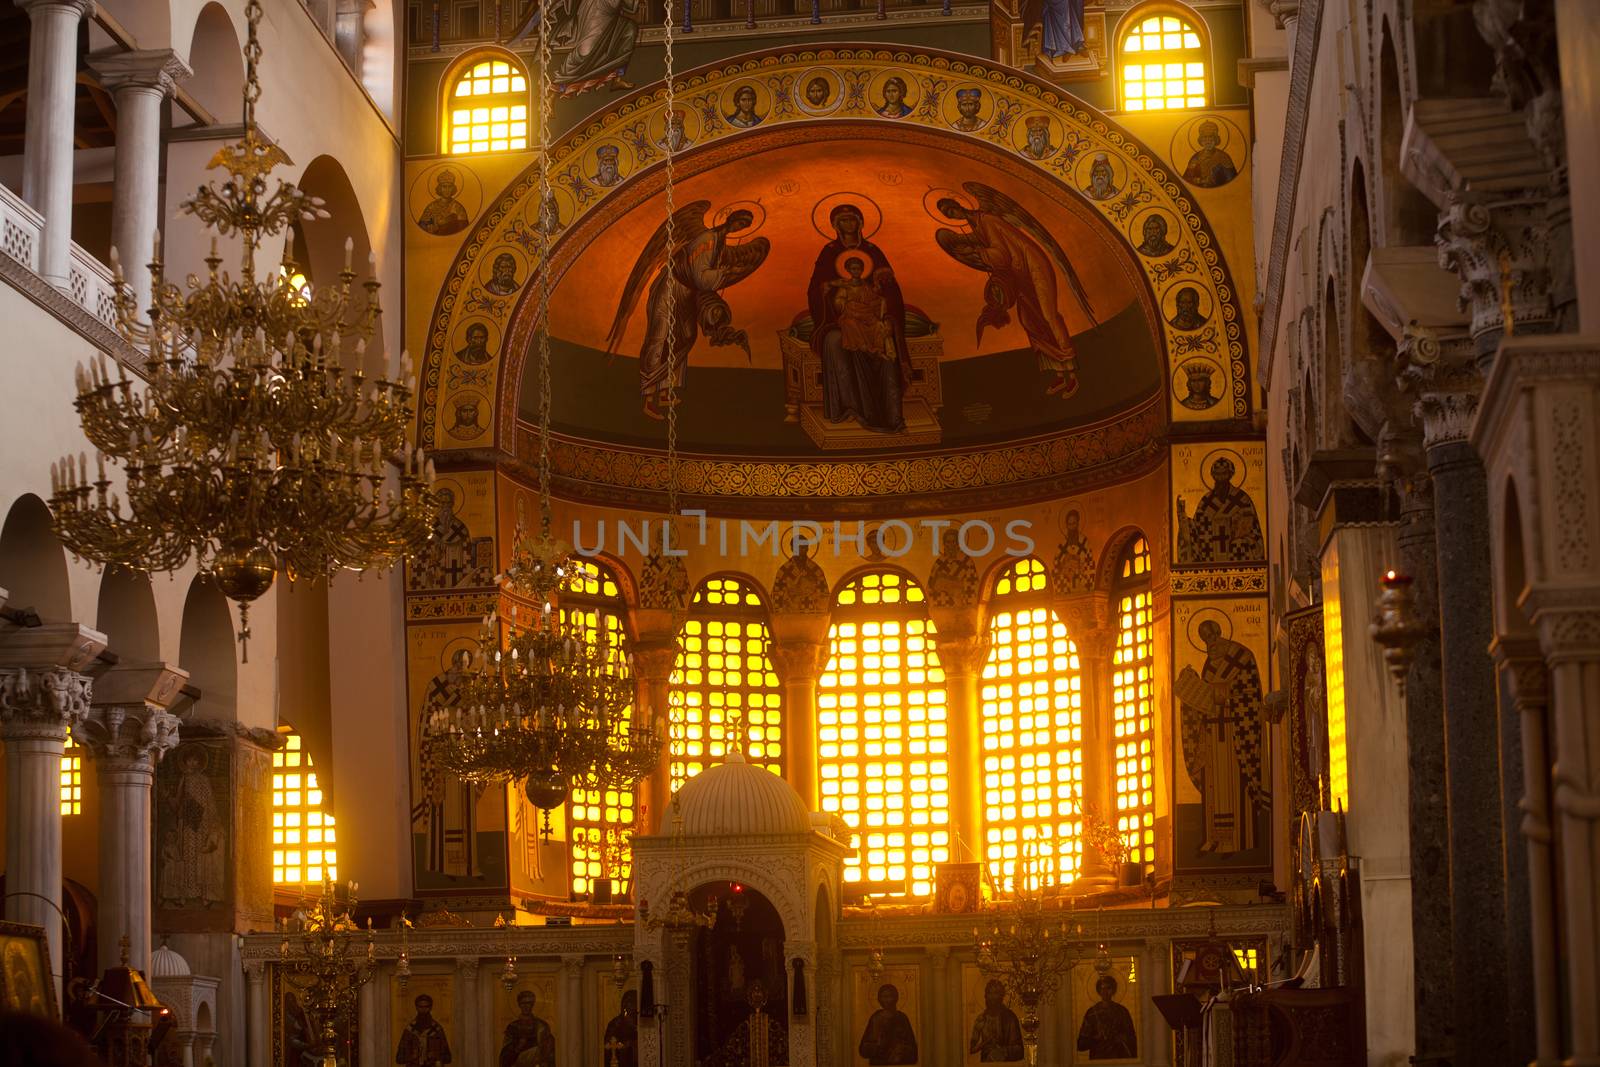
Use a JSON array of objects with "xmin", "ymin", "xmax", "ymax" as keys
[
  {"xmin": 1379, "ymin": 424, "xmax": 1454, "ymax": 1066},
  {"xmin": 1416, "ymin": 360, "xmax": 1510, "ymax": 1067}
]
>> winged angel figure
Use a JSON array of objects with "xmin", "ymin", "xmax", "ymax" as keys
[
  {"xmin": 933, "ymin": 182, "xmax": 1098, "ymax": 398},
  {"xmin": 606, "ymin": 201, "xmax": 770, "ymax": 419}
]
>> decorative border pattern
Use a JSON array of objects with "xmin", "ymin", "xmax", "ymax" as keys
[
  {"xmin": 1169, "ymin": 565, "xmax": 1269, "ymax": 595},
  {"xmin": 417, "ymin": 44, "xmax": 1254, "ymax": 496}
]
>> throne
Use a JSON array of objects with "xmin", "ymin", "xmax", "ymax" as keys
[{"xmin": 777, "ymin": 308, "xmax": 944, "ymax": 450}]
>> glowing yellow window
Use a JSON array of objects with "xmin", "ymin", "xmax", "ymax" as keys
[
  {"xmin": 60, "ymin": 729, "xmax": 82, "ymax": 816},
  {"xmin": 1321, "ymin": 546, "xmax": 1349, "ymax": 812},
  {"xmin": 670, "ymin": 577, "xmax": 784, "ymax": 789},
  {"xmin": 1112, "ymin": 538, "xmax": 1156, "ymax": 864},
  {"xmin": 272, "ymin": 730, "xmax": 337, "ymax": 884},
  {"xmin": 445, "ymin": 57, "xmax": 530, "ymax": 154},
  {"xmin": 819, "ymin": 571, "xmax": 949, "ymax": 899},
  {"xmin": 982, "ymin": 558, "xmax": 1084, "ymax": 891},
  {"xmin": 1119, "ymin": 6, "xmax": 1209, "ymax": 111},
  {"xmin": 563, "ymin": 559, "xmax": 638, "ymax": 898}
]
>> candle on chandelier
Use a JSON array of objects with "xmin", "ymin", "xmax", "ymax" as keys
[{"xmin": 343, "ymin": 236, "xmax": 354, "ymax": 272}]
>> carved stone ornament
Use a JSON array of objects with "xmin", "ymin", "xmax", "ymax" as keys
[
  {"xmin": 0, "ymin": 667, "xmax": 93, "ymax": 739},
  {"xmin": 1473, "ymin": 0, "xmax": 1565, "ymax": 172},
  {"xmin": 1435, "ymin": 194, "xmax": 1569, "ymax": 354},
  {"xmin": 771, "ymin": 547, "xmax": 829, "ymax": 615},
  {"xmin": 78, "ymin": 702, "xmax": 182, "ymax": 765}
]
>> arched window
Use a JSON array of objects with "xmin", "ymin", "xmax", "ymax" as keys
[
  {"xmin": 563, "ymin": 560, "xmax": 633, "ymax": 897},
  {"xmin": 982, "ymin": 558, "xmax": 1084, "ymax": 891},
  {"xmin": 670, "ymin": 577, "xmax": 783, "ymax": 789},
  {"xmin": 1118, "ymin": 5, "xmax": 1209, "ymax": 112},
  {"xmin": 818, "ymin": 571, "xmax": 949, "ymax": 898},
  {"xmin": 60, "ymin": 729, "xmax": 83, "ymax": 816},
  {"xmin": 272, "ymin": 729, "xmax": 338, "ymax": 884},
  {"xmin": 1112, "ymin": 538, "xmax": 1155, "ymax": 864},
  {"xmin": 444, "ymin": 54, "xmax": 530, "ymax": 154}
]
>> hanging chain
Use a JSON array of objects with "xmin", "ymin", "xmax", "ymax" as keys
[
  {"xmin": 661, "ymin": 2, "xmax": 679, "ymax": 520},
  {"xmin": 535, "ymin": 1, "xmax": 556, "ymax": 538},
  {"xmin": 243, "ymin": 0, "xmax": 263, "ymax": 132}
]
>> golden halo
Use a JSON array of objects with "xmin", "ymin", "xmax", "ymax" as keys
[
  {"xmin": 1185, "ymin": 607, "xmax": 1233, "ymax": 652},
  {"xmin": 811, "ymin": 192, "xmax": 882, "ymax": 240},
  {"xmin": 833, "ymin": 248, "xmax": 875, "ymax": 279},
  {"xmin": 438, "ymin": 634, "xmax": 480, "ymax": 673},
  {"xmin": 922, "ymin": 185, "xmax": 976, "ymax": 224},
  {"xmin": 713, "ymin": 199, "xmax": 768, "ymax": 240},
  {"xmin": 1198, "ymin": 447, "xmax": 1248, "ymax": 490}
]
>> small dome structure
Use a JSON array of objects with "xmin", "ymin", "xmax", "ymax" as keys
[
  {"xmin": 673, "ymin": 751, "xmax": 812, "ymax": 836},
  {"xmin": 150, "ymin": 942, "xmax": 191, "ymax": 978}
]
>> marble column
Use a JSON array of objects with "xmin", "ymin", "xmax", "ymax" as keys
[
  {"xmin": 18, "ymin": 0, "xmax": 94, "ymax": 287},
  {"xmin": 1491, "ymin": 637, "xmax": 1561, "ymax": 1067},
  {"xmin": 245, "ymin": 959, "xmax": 270, "ymax": 1067},
  {"xmin": 358, "ymin": 976, "xmax": 379, "ymax": 1067},
  {"xmin": 930, "ymin": 624, "xmax": 989, "ymax": 865},
  {"xmin": 456, "ymin": 956, "xmax": 481, "ymax": 1067},
  {"xmin": 1413, "ymin": 357, "xmax": 1510, "ymax": 1067},
  {"xmin": 631, "ymin": 639, "xmax": 677, "ymax": 834},
  {"xmin": 79, "ymin": 662, "xmax": 186, "ymax": 976},
  {"xmin": 767, "ymin": 631, "xmax": 828, "ymax": 811},
  {"xmin": 1057, "ymin": 595, "xmax": 1115, "ymax": 885},
  {"xmin": 1529, "ymin": 599, "xmax": 1600, "ymax": 1065},
  {"xmin": 561, "ymin": 954, "xmax": 585, "ymax": 1067},
  {"xmin": 0, "ymin": 623, "xmax": 106, "ymax": 998},
  {"xmin": 85, "ymin": 49, "xmax": 191, "ymax": 314},
  {"xmin": 1377, "ymin": 423, "xmax": 1454, "ymax": 1065}
]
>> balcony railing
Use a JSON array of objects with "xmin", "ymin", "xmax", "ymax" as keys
[{"xmin": 1, "ymin": 183, "xmax": 120, "ymax": 329}]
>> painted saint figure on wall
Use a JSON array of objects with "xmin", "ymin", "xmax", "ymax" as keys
[
  {"xmin": 933, "ymin": 182, "xmax": 1098, "ymax": 398},
  {"xmin": 1183, "ymin": 122, "xmax": 1238, "ymax": 188},
  {"xmin": 418, "ymin": 169, "xmax": 470, "ymax": 236},
  {"xmin": 1177, "ymin": 457, "xmax": 1264, "ymax": 563},
  {"xmin": 157, "ymin": 745, "xmax": 226, "ymax": 909},
  {"xmin": 396, "ymin": 995, "xmax": 452, "ymax": 1067},
  {"xmin": 1075, "ymin": 975, "xmax": 1137, "ymax": 1059},
  {"xmin": 968, "ymin": 980, "xmax": 1025, "ymax": 1062},
  {"xmin": 1024, "ymin": 0, "xmax": 1087, "ymax": 58},
  {"xmin": 545, "ymin": 0, "xmax": 640, "ymax": 94},
  {"xmin": 858, "ymin": 983, "xmax": 919, "ymax": 1065},
  {"xmin": 1177, "ymin": 620, "xmax": 1267, "ymax": 855},
  {"xmin": 498, "ymin": 990, "xmax": 556, "ymax": 1067},
  {"xmin": 807, "ymin": 203, "xmax": 911, "ymax": 433},
  {"xmin": 602, "ymin": 990, "xmax": 639, "ymax": 1067},
  {"xmin": 703, "ymin": 981, "xmax": 788, "ymax": 1067},
  {"xmin": 608, "ymin": 200, "xmax": 771, "ymax": 419}
]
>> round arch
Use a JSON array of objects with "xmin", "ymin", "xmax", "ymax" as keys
[
  {"xmin": 178, "ymin": 576, "xmax": 237, "ymax": 720},
  {"xmin": 96, "ymin": 565, "xmax": 161, "ymax": 661},
  {"xmin": 1095, "ymin": 524, "xmax": 1150, "ymax": 592},
  {"xmin": 0, "ymin": 494, "xmax": 74, "ymax": 622},
  {"xmin": 297, "ymin": 155, "xmax": 382, "ymax": 377},
  {"xmin": 183, "ymin": 3, "xmax": 244, "ymax": 121}
]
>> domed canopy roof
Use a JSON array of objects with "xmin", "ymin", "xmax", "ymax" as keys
[
  {"xmin": 674, "ymin": 751, "xmax": 813, "ymax": 837},
  {"xmin": 150, "ymin": 943, "xmax": 191, "ymax": 978}
]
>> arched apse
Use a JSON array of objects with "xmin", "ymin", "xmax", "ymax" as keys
[
  {"xmin": 297, "ymin": 155, "xmax": 383, "ymax": 377},
  {"xmin": 1378, "ymin": 21, "xmax": 1439, "ymax": 247},
  {"xmin": 0, "ymin": 495, "xmax": 73, "ymax": 622},
  {"xmin": 183, "ymin": 3, "xmax": 244, "ymax": 121},
  {"xmin": 178, "ymin": 576, "xmax": 237, "ymax": 720},
  {"xmin": 95, "ymin": 566, "xmax": 161, "ymax": 661}
]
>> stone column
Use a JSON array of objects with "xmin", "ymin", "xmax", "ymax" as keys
[
  {"xmin": 86, "ymin": 49, "xmax": 191, "ymax": 314},
  {"xmin": 631, "ymin": 638, "xmax": 677, "ymax": 834},
  {"xmin": 79, "ymin": 663, "xmax": 186, "ymax": 976},
  {"xmin": 245, "ymin": 959, "xmax": 270, "ymax": 1067},
  {"xmin": 561, "ymin": 954, "xmax": 585, "ymax": 1066},
  {"xmin": 358, "ymin": 975, "xmax": 379, "ymax": 1067},
  {"xmin": 767, "ymin": 629, "xmax": 828, "ymax": 811},
  {"xmin": 929, "ymin": 616, "xmax": 989, "ymax": 866},
  {"xmin": 1529, "ymin": 600, "xmax": 1600, "ymax": 1065},
  {"xmin": 782, "ymin": 939, "xmax": 816, "ymax": 1067},
  {"xmin": 0, "ymin": 623, "xmax": 106, "ymax": 998},
  {"xmin": 1491, "ymin": 637, "xmax": 1561, "ymax": 1067},
  {"xmin": 1408, "ymin": 353, "xmax": 1511, "ymax": 1066},
  {"xmin": 456, "ymin": 956, "xmax": 481, "ymax": 1067},
  {"xmin": 1376, "ymin": 423, "xmax": 1454, "ymax": 1065},
  {"xmin": 1057, "ymin": 595, "xmax": 1115, "ymax": 885},
  {"xmin": 18, "ymin": 0, "xmax": 94, "ymax": 287}
]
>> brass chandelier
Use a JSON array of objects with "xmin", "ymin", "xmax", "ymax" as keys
[
  {"xmin": 421, "ymin": 9, "xmax": 660, "ymax": 819},
  {"xmin": 48, "ymin": 0, "xmax": 438, "ymax": 657},
  {"xmin": 278, "ymin": 879, "xmax": 377, "ymax": 1067}
]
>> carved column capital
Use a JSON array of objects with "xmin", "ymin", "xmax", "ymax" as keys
[
  {"xmin": 0, "ymin": 667, "xmax": 93, "ymax": 741},
  {"xmin": 562, "ymin": 953, "xmax": 586, "ymax": 979},
  {"xmin": 768, "ymin": 639, "xmax": 829, "ymax": 685},
  {"xmin": 86, "ymin": 47, "xmax": 192, "ymax": 98},
  {"xmin": 1435, "ymin": 193, "xmax": 1564, "ymax": 356},
  {"xmin": 630, "ymin": 639, "xmax": 679, "ymax": 683},
  {"xmin": 932, "ymin": 629, "xmax": 992, "ymax": 676},
  {"xmin": 1258, "ymin": 0, "xmax": 1299, "ymax": 30},
  {"xmin": 1489, "ymin": 636, "xmax": 1548, "ymax": 708},
  {"xmin": 456, "ymin": 955, "xmax": 480, "ymax": 977},
  {"xmin": 1533, "ymin": 608, "xmax": 1600, "ymax": 664},
  {"xmin": 78, "ymin": 702, "xmax": 180, "ymax": 767}
]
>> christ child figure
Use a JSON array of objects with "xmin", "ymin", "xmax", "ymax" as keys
[{"xmin": 828, "ymin": 255, "xmax": 894, "ymax": 359}]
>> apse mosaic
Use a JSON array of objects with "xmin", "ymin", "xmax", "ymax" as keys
[{"xmin": 414, "ymin": 46, "xmax": 1254, "ymax": 506}]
